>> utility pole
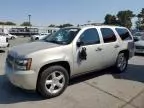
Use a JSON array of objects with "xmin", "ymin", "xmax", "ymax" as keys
[
  {"xmin": 28, "ymin": 14, "xmax": 31, "ymax": 26},
  {"xmin": 28, "ymin": 14, "xmax": 31, "ymax": 36}
]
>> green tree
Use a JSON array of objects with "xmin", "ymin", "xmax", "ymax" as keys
[
  {"xmin": 117, "ymin": 10, "xmax": 135, "ymax": 29},
  {"xmin": 20, "ymin": 22, "xmax": 32, "ymax": 26},
  {"xmin": 4, "ymin": 21, "xmax": 16, "ymax": 25},
  {"xmin": 104, "ymin": 14, "xmax": 118, "ymax": 25},
  {"xmin": 48, "ymin": 24, "xmax": 56, "ymax": 27},
  {"xmin": 0, "ymin": 21, "xmax": 16, "ymax": 25},
  {"xmin": 136, "ymin": 8, "xmax": 144, "ymax": 30},
  {"xmin": 135, "ymin": 20, "xmax": 141, "ymax": 30},
  {"xmin": 57, "ymin": 23, "xmax": 73, "ymax": 28},
  {"xmin": 139, "ymin": 8, "xmax": 144, "ymax": 23},
  {"xmin": 62, "ymin": 23, "xmax": 73, "ymax": 28},
  {"xmin": 0, "ymin": 22, "xmax": 4, "ymax": 25}
]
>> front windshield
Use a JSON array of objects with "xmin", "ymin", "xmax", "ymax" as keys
[{"xmin": 44, "ymin": 28, "xmax": 80, "ymax": 44}]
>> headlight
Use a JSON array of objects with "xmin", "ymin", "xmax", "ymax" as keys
[{"xmin": 15, "ymin": 58, "xmax": 32, "ymax": 70}]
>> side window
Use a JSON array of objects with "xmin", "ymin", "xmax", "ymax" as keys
[
  {"xmin": 101, "ymin": 28, "xmax": 117, "ymax": 43},
  {"xmin": 80, "ymin": 28, "xmax": 100, "ymax": 45},
  {"xmin": 115, "ymin": 28, "xmax": 132, "ymax": 40}
]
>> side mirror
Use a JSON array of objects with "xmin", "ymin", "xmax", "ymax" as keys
[{"xmin": 77, "ymin": 40, "xmax": 84, "ymax": 47}]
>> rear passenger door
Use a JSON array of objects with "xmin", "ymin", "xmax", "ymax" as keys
[{"xmin": 99, "ymin": 28, "xmax": 119, "ymax": 67}]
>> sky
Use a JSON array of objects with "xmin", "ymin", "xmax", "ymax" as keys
[{"xmin": 0, "ymin": 0, "xmax": 144, "ymax": 26}]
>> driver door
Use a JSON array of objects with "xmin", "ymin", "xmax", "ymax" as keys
[{"xmin": 73, "ymin": 28, "xmax": 104, "ymax": 75}]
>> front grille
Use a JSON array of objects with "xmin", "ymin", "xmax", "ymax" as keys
[{"xmin": 135, "ymin": 46, "xmax": 144, "ymax": 49}]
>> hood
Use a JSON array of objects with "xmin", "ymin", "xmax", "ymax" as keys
[
  {"xmin": 9, "ymin": 41, "xmax": 60, "ymax": 57},
  {"xmin": 135, "ymin": 40, "xmax": 144, "ymax": 46}
]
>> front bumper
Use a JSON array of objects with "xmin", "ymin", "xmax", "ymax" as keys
[{"xmin": 5, "ymin": 64, "xmax": 37, "ymax": 90}]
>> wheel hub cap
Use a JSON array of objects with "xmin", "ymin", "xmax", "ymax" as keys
[
  {"xmin": 117, "ymin": 53, "xmax": 126, "ymax": 71},
  {"xmin": 45, "ymin": 71, "xmax": 65, "ymax": 94}
]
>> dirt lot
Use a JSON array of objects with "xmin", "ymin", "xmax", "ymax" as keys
[{"xmin": 0, "ymin": 37, "xmax": 144, "ymax": 108}]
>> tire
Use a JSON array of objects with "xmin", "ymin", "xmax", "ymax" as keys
[
  {"xmin": 114, "ymin": 53, "xmax": 128, "ymax": 73},
  {"xmin": 37, "ymin": 65, "xmax": 69, "ymax": 98},
  {"xmin": 11, "ymin": 36, "xmax": 15, "ymax": 39},
  {"xmin": 7, "ymin": 44, "xmax": 10, "ymax": 47},
  {"xmin": 35, "ymin": 37, "xmax": 39, "ymax": 40}
]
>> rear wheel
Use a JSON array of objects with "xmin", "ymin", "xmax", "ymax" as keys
[
  {"xmin": 114, "ymin": 53, "xmax": 128, "ymax": 73},
  {"xmin": 37, "ymin": 65, "xmax": 69, "ymax": 98}
]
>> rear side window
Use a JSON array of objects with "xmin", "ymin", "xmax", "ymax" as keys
[
  {"xmin": 115, "ymin": 28, "xmax": 132, "ymax": 40},
  {"xmin": 101, "ymin": 28, "xmax": 117, "ymax": 43}
]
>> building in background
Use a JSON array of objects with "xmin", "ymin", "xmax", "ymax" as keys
[
  {"xmin": 38, "ymin": 26, "xmax": 59, "ymax": 34},
  {"xmin": 0, "ymin": 25, "xmax": 59, "ymax": 36},
  {"xmin": 9, "ymin": 27, "xmax": 39, "ymax": 36}
]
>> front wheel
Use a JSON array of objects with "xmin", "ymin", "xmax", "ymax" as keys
[
  {"xmin": 114, "ymin": 53, "xmax": 128, "ymax": 73},
  {"xmin": 35, "ymin": 37, "xmax": 39, "ymax": 40},
  {"xmin": 11, "ymin": 36, "xmax": 15, "ymax": 39},
  {"xmin": 37, "ymin": 65, "xmax": 69, "ymax": 98}
]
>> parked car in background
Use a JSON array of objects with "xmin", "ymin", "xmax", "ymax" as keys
[
  {"xmin": 0, "ymin": 35, "xmax": 9, "ymax": 48},
  {"xmin": 133, "ymin": 32, "xmax": 144, "ymax": 41},
  {"xmin": 31, "ymin": 33, "xmax": 50, "ymax": 41},
  {"xmin": 133, "ymin": 32, "xmax": 144, "ymax": 54},
  {"xmin": 3, "ymin": 33, "xmax": 17, "ymax": 39},
  {"xmin": 5, "ymin": 26, "xmax": 134, "ymax": 98}
]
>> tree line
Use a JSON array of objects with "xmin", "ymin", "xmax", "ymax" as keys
[
  {"xmin": 0, "ymin": 21, "xmax": 73, "ymax": 28},
  {"xmin": 0, "ymin": 21, "xmax": 16, "ymax": 25},
  {"xmin": 0, "ymin": 21, "xmax": 31, "ymax": 26},
  {"xmin": 104, "ymin": 8, "xmax": 144, "ymax": 30},
  {"xmin": 48, "ymin": 23, "xmax": 73, "ymax": 28}
]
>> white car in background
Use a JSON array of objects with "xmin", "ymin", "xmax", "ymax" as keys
[
  {"xmin": 133, "ymin": 32, "xmax": 144, "ymax": 54},
  {"xmin": 3, "ymin": 33, "xmax": 17, "ymax": 39},
  {"xmin": 0, "ymin": 35, "xmax": 9, "ymax": 48},
  {"xmin": 31, "ymin": 33, "xmax": 50, "ymax": 41}
]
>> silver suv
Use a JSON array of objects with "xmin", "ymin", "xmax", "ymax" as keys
[{"xmin": 5, "ymin": 26, "xmax": 134, "ymax": 98}]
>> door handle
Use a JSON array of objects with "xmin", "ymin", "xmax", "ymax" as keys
[
  {"xmin": 114, "ymin": 45, "xmax": 120, "ymax": 48},
  {"xmin": 96, "ymin": 47, "xmax": 102, "ymax": 51}
]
